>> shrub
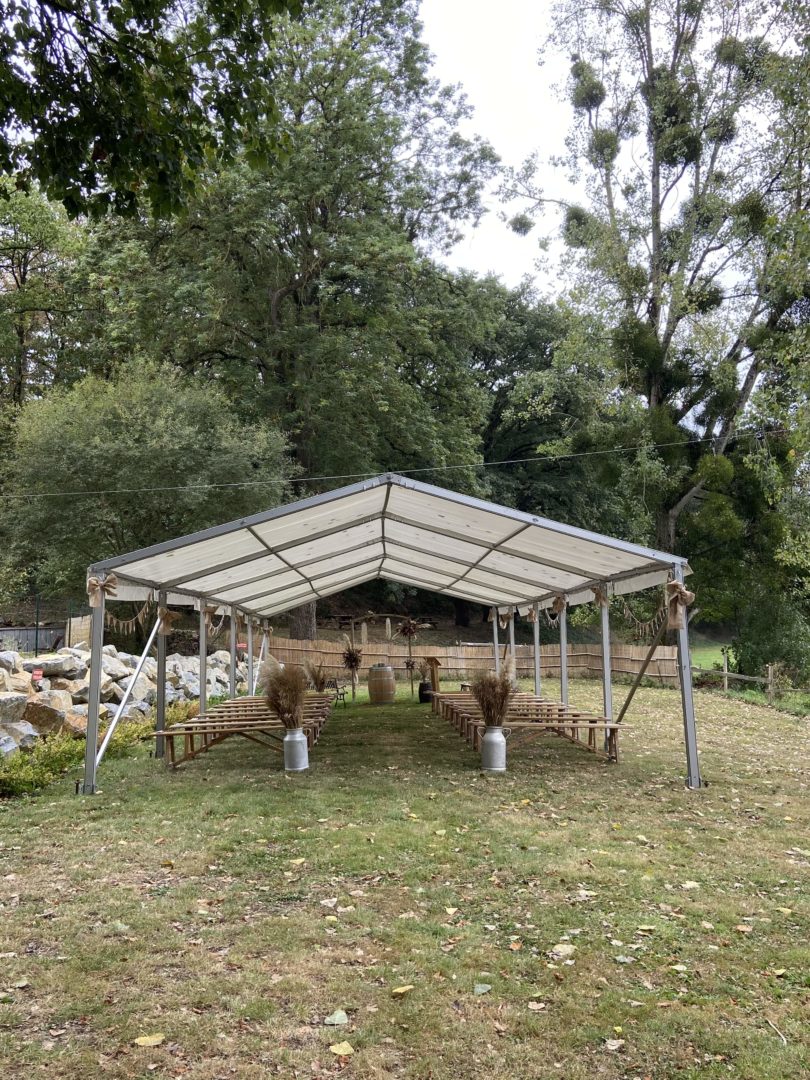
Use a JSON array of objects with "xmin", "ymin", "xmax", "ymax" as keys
[{"xmin": 0, "ymin": 717, "xmax": 154, "ymax": 798}]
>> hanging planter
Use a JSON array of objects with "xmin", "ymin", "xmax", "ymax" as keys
[
  {"xmin": 267, "ymin": 666, "xmax": 309, "ymax": 772},
  {"xmin": 470, "ymin": 669, "xmax": 514, "ymax": 774}
]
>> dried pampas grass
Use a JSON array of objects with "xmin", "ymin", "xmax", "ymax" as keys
[
  {"xmin": 470, "ymin": 669, "xmax": 514, "ymax": 727},
  {"xmin": 267, "ymin": 666, "xmax": 308, "ymax": 729},
  {"xmin": 304, "ymin": 659, "xmax": 328, "ymax": 692}
]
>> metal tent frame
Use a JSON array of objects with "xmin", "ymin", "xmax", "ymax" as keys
[{"xmin": 81, "ymin": 472, "xmax": 702, "ymax": 792}]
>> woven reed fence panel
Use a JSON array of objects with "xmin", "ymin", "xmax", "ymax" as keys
[{"xmin": 263, "ymin": 636, "xmax": 679, "ymax": 683}]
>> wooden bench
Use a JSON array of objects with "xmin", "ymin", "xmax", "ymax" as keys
[
  {"xmin": 146, "ymin": 693, "xmax": 333, "ymax": 769},
  {"xmin": 432, "ymin": 690, "xmax": 626, "ymax": 763}
]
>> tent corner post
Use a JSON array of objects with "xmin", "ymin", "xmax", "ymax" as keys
[
  {"xmin": 81, "ymin": 591, "xmax": 106, "ymax": 795},
  {"xmin": 673, "ymin": 565, "xmax": 703, "ymax": 790},
  {"xmin": 199, "ymin": 603, "xmax": 207, "ymax": 718},
  {"xmin": 600, "ymin": 595, "xmax": 613, "ymax": 749},
  {"xmin": 492, "ymin": 609, "xmax": 500, "ymax": 675},
  {"xmin": 155, "ymin": 591, "xmax": 167, "ymax": 759}
]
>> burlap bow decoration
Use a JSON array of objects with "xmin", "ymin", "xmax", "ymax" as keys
[
  {"xmin": 158, "ymin": 607, "xmax": 183, "ymax": 636},
  {"xmin": 551, "ymin": 594, "xmax": 567, "ymax": 617},
  {"xmin": 592, "ymin": 585, "xmax": 609, "ymax": 607},
  {"xmin": 87, "ymin": 573, "xmax": 118, "ymax": 608},
  {"xmin": 666, "ymin": 580, "xmax": 695, "ymax": 630}
]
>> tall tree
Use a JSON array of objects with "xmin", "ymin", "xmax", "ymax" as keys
[
  {"xmin": 508, "ymin": 0, "xmax": 810, "ymax": 551},
  {"xmin": 0, "ymin": 181, "xmax": 81, "ymax": 410},
  {"xmin": 1, "ymin": 361, "xmax": 291, "ymax": 597},
  {"xmin": 0, "ymin": 0, "xmax": 299, "ymax": 216},
  {"xmin": 64, "ymin": 0, "xmax": 499, "ymax": 482}
]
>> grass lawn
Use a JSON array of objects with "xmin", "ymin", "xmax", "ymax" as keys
[{"xmin": 1, "ymin": 680, "xmax": 808, "ymax": 1079}]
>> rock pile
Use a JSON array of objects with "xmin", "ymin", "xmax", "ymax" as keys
[{"xmin": 0, "ymin": 645, "xmax": 249, "ymax": 757}]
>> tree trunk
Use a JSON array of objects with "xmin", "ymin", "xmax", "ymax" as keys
[
  {"xmin": 289, "ymin": 601, "xmax": 317, "ymax": 640},
  {"xmin": 452, "ymin": 598, "xmax": 471, "ymax": 627}
]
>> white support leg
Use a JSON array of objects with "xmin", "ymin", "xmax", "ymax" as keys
[
  {"xmin": 229, "ymin": 607, "xmax": 237, "ymax": 698},
  {"xmin": 559, "ymin": 602, "xmax": 569, "ymax": 706},
  {"xmin": 508, "ymin": 610, "xmax": 517, "ymax": 686},
  {"xmin": 199, "ymin": 603, "xmax": 207, "ymax": 718},
  {"xmin": 674, "ymin": 565, "xmax": 703, "ymax": 789},
  {"xmin": 155, "ymin": 591, "xmax": 167, "ymax": 759},
  {"xmin": 247, "ymin": 618, "xmax": 254, "ymax": 698},
  {"xmin": 532, "ymin": 601, "xmax": 541, "ymax": 697},
  {"xmin": 81, "ymin": 591, "xmax": 106, "ymax": 794},
  {"xmin": 492, "ymin": 610, "xmax": 500, "ymax": 675}
]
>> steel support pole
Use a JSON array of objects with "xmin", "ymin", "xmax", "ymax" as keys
[
  {"xmin": 559, "ymin": 602, "xmax": 569, "ymax": 705},
  {"xmin": 229, "ymin": 607, "xmax": 237, "ymax": 698},
  {"xmin": 508, "ymin": 610, "xmax": 517, "ymax": 685},
  {"xmin": 600, "ymin": 598, "xmax": 613, "ymax": 750},
  {"xmin": 81, "ymin": 590, "xmax": 106, "ymax": 794},
  {"xmin": 492, "ymin": 611, "xmax": 500, "ymax": 675},
  {"xmin": 199, "ymin": 604, "xmax": 207, "ymax": 718},
  {"xmin": 533, "ymin": 601, "xmax": 541, "ymax": 697},
  {"xmin": 247, "ymin": 618, "xmax": 254, "ymax": 698},
  {"xmin": 155, "ymin": 591, "xmax": 167, "ymax": 759},
  {"xmin": 674, "ymin": 565, "xmax": 703, "ymax": 790}
]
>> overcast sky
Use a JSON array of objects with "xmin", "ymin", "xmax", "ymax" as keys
[{"xmin": 419, "ymin": 0, "xmax": 574, "ymax": 290}]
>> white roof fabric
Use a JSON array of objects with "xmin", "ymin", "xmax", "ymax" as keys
[{"xmin": 89, "ymin": 473, "xmax": 690, "ymax": 617}]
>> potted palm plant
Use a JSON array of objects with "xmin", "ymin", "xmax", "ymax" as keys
[
  {"xmin": 471, "ymin": 669, "xmax": 513, "ymax": 774},
  {"xmin": 267, "ymin": 666, "xmax": 309, "ymax": 771}
]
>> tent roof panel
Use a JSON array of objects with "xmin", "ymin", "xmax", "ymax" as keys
[{"xmin": 91, "ymin": 473, "xmax": 687, "ymax": 614}]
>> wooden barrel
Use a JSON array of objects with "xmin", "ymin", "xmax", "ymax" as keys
[{"xmin": 367, "ymin": 664, "xmax": 396, "ymax": 704}]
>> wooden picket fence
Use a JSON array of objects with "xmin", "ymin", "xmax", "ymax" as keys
[{"xmin": 263, "ymin": 635, "xmax": 680, "ymax": 684}]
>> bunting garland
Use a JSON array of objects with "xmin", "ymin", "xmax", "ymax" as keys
[{"xmin": 104, "ymin": 600, "xmax": 154, "ymax": 635}]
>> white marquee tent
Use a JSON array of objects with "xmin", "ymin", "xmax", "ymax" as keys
[{"xmin": 81, "ymin": 473, "xmax": 701, "ymax": 791}]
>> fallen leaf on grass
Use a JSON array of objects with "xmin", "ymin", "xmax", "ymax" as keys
[
  {"xmin": 474, "ymin": 984, "xmax": 492, "ymax": 995},
  {"xmin": 735, "ymin": 924, "xmax": 754, "ymax": 933},
  {"xmin": 604, "ymin": 1038, "xmax": 625, "ymax": 1051},
  {"xmin": 134, "ymin": 1034, "xmax": 165, "ymax": 1048},
  {"xmin": 509, "ymin": 941, "xmax": 523, "ymax": 952},
  {"xmin": 681, "ymin": 881, "xmax": 700, "ymax": 890},
  {"xmin": 444, "ymin": 907, "xmax": 458, "ymax": 916},
  {"xmin": 290, "ymin": 858, "xmax": 306, "ymax": 866},
  {"xmin": 324, "ymin": 1010, "xmax": 348, "ymax": 1027},
  {"xmin": 528, "ymin": 1001, "xmax": 546, "ymax": 1011},
  {"xmin": 329, "ymin": 1041, "xmax": 354, "ymax": 1056},
  {"xmin": 392, "ymin": 985, "xmax": 415, "ymax": 997}
]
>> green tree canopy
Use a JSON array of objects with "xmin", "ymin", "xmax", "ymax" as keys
[
  {"xmin": 507, "ymin": 0, "xmax": 810, "ymax": 551},
  {"xmin": 0, "ymin": 0, "xmax": 298, "ymax": 217},
  {"xmin": 1, "ymin": 361, "xmax": 292, "ymax": 596}
]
